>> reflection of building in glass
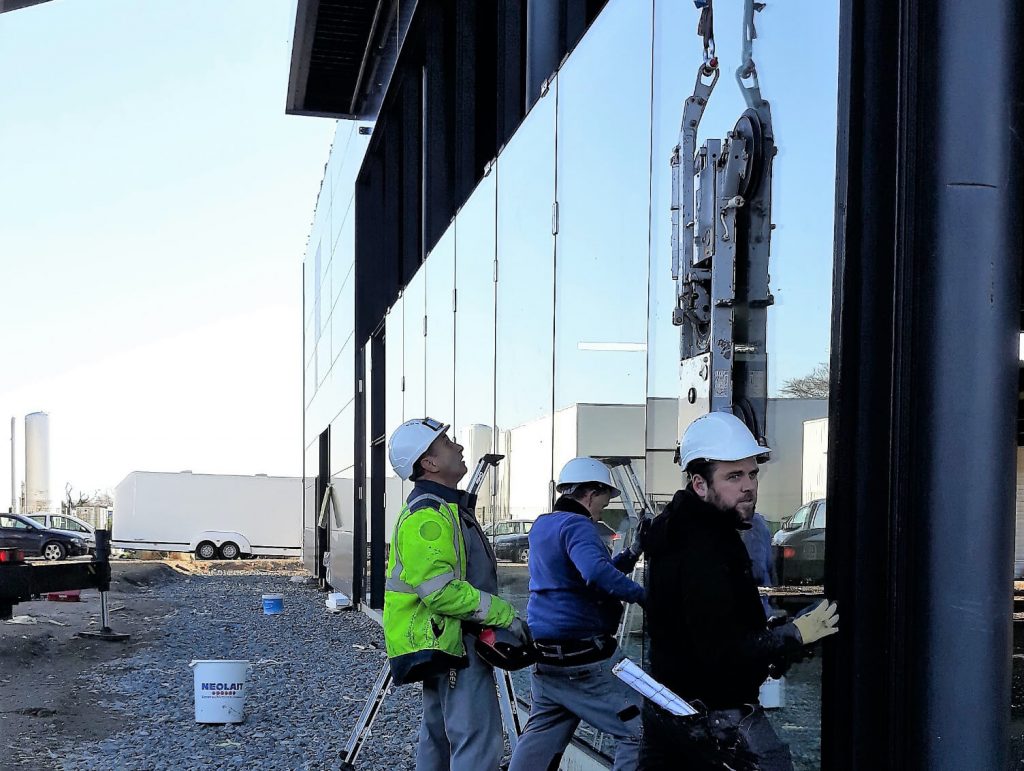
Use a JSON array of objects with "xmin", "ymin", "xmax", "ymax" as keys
[
  {"xmin": 294, "ymin": 0, "xmax": 841, "ymax": 607},
  {"xmin": 292, "ymin": 0, "xmax": 840, "ymax": 765}
]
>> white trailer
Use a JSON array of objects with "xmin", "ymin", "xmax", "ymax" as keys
[
  {"xmin": 113, "ymin": 471, "xmax": 302, "ymax": 559},
  {"xmin": 802, "ymin": 418, "xmax": 829, "ymax": 505}
]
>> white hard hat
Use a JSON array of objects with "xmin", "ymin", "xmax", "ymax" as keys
[
  {"xmin": 388, "ymin": 417, "xmax": 450, "ymax": 480},
  {"xmin": 556, "ymin": 457, "xmax": 620, "ymax": 498},
  {"xmin": 678, "ymin": 411, "xmax": 770, "ymax": 470}
]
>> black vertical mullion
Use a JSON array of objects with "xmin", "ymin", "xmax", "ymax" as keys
[
  {"xmin": 454, "ymin": 0, "xmax": 477, "ymax": 203},
  {"xmin": 316, "ymin": 427, "xmax": 330, "ymax": 589},
  {"xmin": 400, "ymin": 79, "xmax": 423, "ymax": 282},
  {"xmin": 353, "ymin": 345, "xmax": 366, "ymax": 607},
  {"xmin": 369, "ymin": 329, "xmax": 386, "ymax": 609},
  {"xmin": 422, "ymin": 3, "xmax": 452, "ymax": 253},
  {"xmin": 496, "ymin": 0, "xmax": 525, "ymax": 149}
]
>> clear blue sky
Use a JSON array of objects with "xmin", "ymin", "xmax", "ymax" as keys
[{"xmin": 0, "ymin": 0, "xmax": 336, "ymax": 504}]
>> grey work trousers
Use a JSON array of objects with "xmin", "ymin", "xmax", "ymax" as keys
[
  {"xmin": 508, "ymin": 653, "xmax": 642, "ymax": 771},
  {"xmin": 416, "ymin": 640, "xmax": 504, "ymax": 771}
]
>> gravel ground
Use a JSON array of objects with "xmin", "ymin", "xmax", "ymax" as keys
[{"xmin": 55, "ymin": 572, "xmax": 422, "ymax": 771}]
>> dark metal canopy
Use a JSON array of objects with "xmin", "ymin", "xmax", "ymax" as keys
[
  {"xmin": 0, "ymin": 0, "xmax": 52, "ymax": 12},
  {"xmin": 286, "ymin": 0, "xmax": 411, "ymax": 120}
]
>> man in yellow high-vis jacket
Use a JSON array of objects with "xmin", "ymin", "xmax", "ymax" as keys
[{"xmin": 384, "ymin": 417, "xmax": 530, "ymax": 771}]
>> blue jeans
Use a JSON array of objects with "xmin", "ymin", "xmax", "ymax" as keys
[
  {"xmin": 638, "ymin": 701, "xmax": 793, "ymax": 771},
  {"xmin": 508, "ymin": 653, "xmax": 642, "ymax": 771}
]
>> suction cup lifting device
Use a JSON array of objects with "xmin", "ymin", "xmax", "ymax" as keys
[
  {"xmin": 674, "ymin": 0, "xmax": 776, "ymax": 446},
  {"xmin": 339, "ymin": 454, "xmax": 521, "ymax": 770}
]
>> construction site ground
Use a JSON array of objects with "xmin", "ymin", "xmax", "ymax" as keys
[
  {"xmin": 7, "ymin": 558, "xmax": 1024, "ymax": 770},
  {"xmin": 0, "ymin": 558, "xmax": 423, "ymax": 771}
]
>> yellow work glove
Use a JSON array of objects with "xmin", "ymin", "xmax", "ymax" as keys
[{"xmin": 793, "ymin": 600, "xmax": 840, "ymax": 645}]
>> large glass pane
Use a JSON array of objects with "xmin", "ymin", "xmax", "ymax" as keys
[
  {"xmin": 330, "ymin": 401, "xmax": 355, "ymax": 486},
  {"xmin": 454, "ymin": 171, "xmax": 498, "ymax": 524},
  {"xmin": 425, "ymin": 224, "xmax": 455, "ymax": 423},
  {"xmin": 550, "ymin": 6, "xmax": 654, "ymax": 751},
  {"xmin": 650, "ymin": 2, "xmax": 839, "ymax": 767},
  {"xmin": 328, "ymin": 466, "xmax": 355, "ymax": 596},
  {"xmin": 494, "ymin": 80, "xmax": 557, "ymax": 531},
  {"xmin": 553, "ymin": 1, "xmax": 652, "ymax": 574},
  {"xmin": 554, "ymin": 1, "xmax": 651, "ymax": 413},
  {"xmin": 384, "ymin": 301, "xmax": 405, "ymax": 536},
  {"xmin": 403, "ymin": 271, "xmax": 426, "ymax": 422},
  {"xmin": 493, "ymin": 83, "xmax": 557, "ymax": 708}
]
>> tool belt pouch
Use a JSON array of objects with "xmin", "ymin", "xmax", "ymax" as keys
[{"xmin": 644, "ymin": 701, "xmax": 759, "ymax": 771}]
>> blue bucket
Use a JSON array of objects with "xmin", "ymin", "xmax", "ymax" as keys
[{"xmin": 262, "ymin": 594, "xmax": 284, "ymax": 615}]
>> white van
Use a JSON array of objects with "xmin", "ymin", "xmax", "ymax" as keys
[{"xmin": 25, "ymin": 513, "xmax": 96, "ymax": 550}]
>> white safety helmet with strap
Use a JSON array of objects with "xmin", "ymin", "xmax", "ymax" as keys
[
  {"xmin": 388, "ymin": 417, "xmax": 450, "ymax": 481},
  {"xmin": 556, "ymin": 457, "xmax": 620, "ymax": 498},
  {"xmin": 678, "ymin": 411, "xmax": 771, "ymax": 470}
]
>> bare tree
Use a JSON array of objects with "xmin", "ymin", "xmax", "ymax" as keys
[
  {"xmin": 780, "ymin": 362, "xmax": 830, "ymax": 399},
  {"xmin": 60, "ymin": 485, "xmax": 113, "ymax": 514}
]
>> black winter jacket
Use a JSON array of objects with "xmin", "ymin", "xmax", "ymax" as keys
[{"xmin": 645, "ymin": 488, "xmax": 803, "ymax": 709}]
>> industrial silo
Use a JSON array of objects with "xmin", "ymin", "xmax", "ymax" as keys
[{"xmin": 24, "ymin": 411, "xmax": 50, "ymax": 513}]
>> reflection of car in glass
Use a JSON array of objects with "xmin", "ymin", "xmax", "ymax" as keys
[
  {"xmin": 486, "ymin": 518, "xmax": 535, "ymax": 563},
  {"xmin": 488, "ymin": 517, "xmax": 620, "ymax": 562},
  {"xmin": 772, "ymin": 499, "xmax": 826, "ymax": 585},
  {"xmin": 0, "ymin": 513, "xmax": 91, "ymax": 561},
  {"xmin": 26, "ymin": 513, "xmax": 96, "ymax": 551}
]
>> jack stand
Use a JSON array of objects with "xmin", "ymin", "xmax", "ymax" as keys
[{"xmin": 78, "ymin": 590, "xmax": 130, "ymax": 642}]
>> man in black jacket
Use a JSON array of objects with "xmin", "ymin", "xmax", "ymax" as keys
[{"xmin": 638, "ymin": 412, "xmax": 839, "ymax": 771}]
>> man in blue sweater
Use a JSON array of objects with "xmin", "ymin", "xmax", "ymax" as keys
[{"xmin": 508, "ymin": 457, "xmax": 646, "ymax": 771}]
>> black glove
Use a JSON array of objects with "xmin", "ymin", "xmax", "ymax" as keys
[{"xmin": 626, "ymin": 517, "xmax": 652, "ymax": 558}]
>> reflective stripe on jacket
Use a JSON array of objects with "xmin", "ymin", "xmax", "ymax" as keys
[{"xmin": 383, "ymin": 490, "xmax": 516, "ymax": 684}]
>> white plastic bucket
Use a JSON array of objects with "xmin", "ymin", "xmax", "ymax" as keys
[
  {"xmin": 262, "ymin": 593, "xmax": 284, "ymax": 615},
  {"xmin": 759, "ymin": 676, "xmax": 786, "ymax": 709},
  {"xmin": 189, "ymin": 660, "xmax": 250, "ymax": 723}
]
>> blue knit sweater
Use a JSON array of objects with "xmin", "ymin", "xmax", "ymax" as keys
[{"xmin": 525, "ymin": 497, "xmax": 646, "ymax": 640}]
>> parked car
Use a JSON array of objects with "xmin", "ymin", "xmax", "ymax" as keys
[
  {"xmin": 25, "ymin": 513, "xmax": 96, "ymax": 551},
  {"xmin": 772, "ymin": 499, "xmax": 826, "ymax": 585},
  {"xmin": 486, "ymin": 518, "xmax": 535, "ymax": 562},
  {"xmin": 0, "ymin": 513, "xmax": 91, "ymax": 561},
  {"xmin": 487, "ymin": 517, "xmax": 620, "ymax": 562}
]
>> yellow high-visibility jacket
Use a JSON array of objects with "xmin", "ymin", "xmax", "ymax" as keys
[{"xmin": 383, "ymin": 491, "xmax": 515, "ymax": 684}]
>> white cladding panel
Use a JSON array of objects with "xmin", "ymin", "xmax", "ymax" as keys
[
  {"xmin": 757, "ymin": 399, "xmax": 828, "ymax": 522},
  {"xmin": 24, "ymin": 411, "xmax": 50, "ymax": 513},
  {"xmin": 802, "ymin": 418, "xmax": 829, "ymax": 504},
  {"xmin": 113, "ymin": 471, "xmax": 302, "ymax": 549},
  {"xmin": 576, "ymin": 404, "xmax": 646, "ymax": 459}
]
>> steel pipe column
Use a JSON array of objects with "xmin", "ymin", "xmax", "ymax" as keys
[{"xmin": 826, "ymin": 0, "xmax": 1024, "ymax": 768}]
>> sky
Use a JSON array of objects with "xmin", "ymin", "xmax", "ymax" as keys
[{"xmin": 0, "ymin": 0, "xmax": 337, "ymax": 506}]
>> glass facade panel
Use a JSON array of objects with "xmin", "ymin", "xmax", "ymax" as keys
[
  {"xmin": 494, "ymin": 81, "xmax": 557, "ymax": 528},
  {"xmin": 384, "ymin": 301, "xmax": 405, "ymax": 533},
  {"xmin": 301, "ymin": 2, "xmax": 840, "ymax": 764},
  {"xmin": 648, "ymin": 2, "xmax": 839, "ymax": 766},
  {"xmin": 425, "ymin": 225, "xmax": 455, "ymax": 423},
  {"xmin": 403, "ymin": 271, "xmax": 427, "ymax": 422},
  {"xmin": 330, "ymin": 401, "xmax": 355, "ymax": 479},
  {"xmin": 554, "ymin": 1, "xmax": 652, "ymax": 413},
  {"xmin": 454, "ymin": 172, "xmax": 498, "ymax": 511}
]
